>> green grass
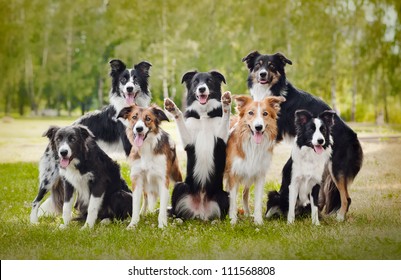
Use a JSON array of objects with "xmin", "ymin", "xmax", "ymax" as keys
[
  {"xmin": 0, "ymin": 160, "xmax": 400, "ymax": 260},
  {"xmin": 1, "ymin": 118, "xmax": 401, "ymax": 260}
]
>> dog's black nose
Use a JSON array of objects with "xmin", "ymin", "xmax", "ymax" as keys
[
  {"xmin": 60, "ymin": 150, "xmax": 68, "ymax": 157},
  {"xmin": 198, "ymin": 87, "xmax": 206, "ymax": 93},
  {"xmin": 317, "ymin": 139, "xmax": 324, "ymax": 145},
  {"xmin": 136, "ymin": 126, "xmax": 143, "ymax": 133},
  {"xmin": 260, "ymin": 72, "xmax": 267, "ymax": 78},
  {"xmin": 255, "ymin": 124, "xmax": 263, "ymax": 132},
  {"xmin": 126, "ymin": 86, "xmax": 134, "ymax": 93}
]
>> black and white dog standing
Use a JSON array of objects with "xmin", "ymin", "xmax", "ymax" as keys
[
  {"xmin": 46, "ymin": 125, "xmax": 132, "ymax": 229},
  {"xmin": 242, "ymin": 51, "xmax": 363, "ymax": 221},
  {"xmin": 266, "ymin": 110, "xmax": 335, "ymax": 225},
  {"xmin": 30, "ymin": 59, "xmax": 152, "ymax": 224},
  {"xmin": 164, "ymin": 71, "xmax": 231, "ymax": 220}
]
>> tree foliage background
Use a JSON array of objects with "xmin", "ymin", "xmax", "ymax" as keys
[{"xmin": 1, "ymin": 0, "xmax": 400, "ymax": 123}]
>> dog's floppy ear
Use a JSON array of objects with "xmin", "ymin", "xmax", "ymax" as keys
[
  {"xmin": 266, "ymin": 96, "xmax": 286, "ymax": 113},
  {"xmin": 181, "ymin": 71, "xmax": 198, "ymax": 87},
  {"xmin": 295, "ymin": 110, "xmax": 313, "ymax": 126},
  {"xmin": 117, "ymin": 106, "xmax": 134, "ymax": 120},
  {"xmin": 273, "ymin": 52, "xmax": 292, "ymax": 66},
  {"xmin": 134, "ymin": 61, "xmax": 152, "ymax": 77},
  {"xmin": 319, "ymin": 110, "xmax": 336, "ymax": 128},
  {"xmin": 42, "ymin": 126, "xmax": 60, "ymax": 139},
  {"xmin": 151, "ymin": 105, "xmax": 170, "ymax": 123},
  {"xmin": 76, "ymin": 125, "xmax": 95, "ymax": 140},
  {"xmin": 234, "ymin": 95, "xmax": 253, "ymax": 113},
  {"xmin": 210, "ymin": 71, "xmax": 226, "ymax": 85},
  {"xmin": 109, "ymin": 59, "xmax": 126, "ymax": 76},
  {"xmin": 242, "ymin": 51, "xmax": 261, "ymax": 71}
]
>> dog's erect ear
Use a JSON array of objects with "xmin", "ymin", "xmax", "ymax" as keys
[
  {"xmin": 151, "ymin": 106, "xmax": 170, "ymax": 123},
  {"xmin": 210, "ymin": 71, "xmax": 226, "ymax": 85},
  {"xmin": 181, "ymin": 71, "xmax": 198, "ymax": 87},
  {"xmin": 234, "ymin": 95, "xmax": 253, "ymax": 113},
  {"xmin": 42, "ymin": 126, "xmax": 60, "ymax": 139},
  {"xmin": 134, "ymin": 61, "xmax": 152, "ymax": 77},
  {"xmin": 319, "ymin": 110, "xmax": 336, "ymax": 128},
  {"xmin": 266, "ymin": 96, "xmax": 286, "ymax": 113},
  {"xmin": 109, "ymin": 59, "xmax": 126, "ymax": 76},
  {"xmin": 295, "ymin": 110, "xmax": 313, "ymax": 126},
  {"xmin": 273, "ymin": 52, "xmax": 292, "ymax": 66},
  {"xmin": 242, "ymin": 51, "xmax": 261, "ymax": 71},
  {"xmin": 76, "ymin": 125, "xmax": 95, "ymax": 140},
  {"xmin": 117, "ymin": 106, "xmax": 134, "ymax": 120}
]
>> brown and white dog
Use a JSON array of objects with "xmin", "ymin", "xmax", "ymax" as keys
[
  {"xmin": 118, "ymin": 104, "xmax": 182, "ymax": 228},
  {"xmin": 225, "ymin": 95, "xmax": 285, "ymax": 225}
]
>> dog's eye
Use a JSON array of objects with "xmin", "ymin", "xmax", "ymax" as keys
[
  {"xmin": 121, "ymin": 77, "xmax": 127, "ymax": 83},
  {"xmin": 56, "ymin": 137, "xmax": 62, "ymax": 142},
  {"xmin": 132, "ymin": 115, "xmax": 137, "ymax": 120},
  {"xmin": 268, "ymin": 64, "xmax": 275, "ymax": 71},
  {"xmin": 248, "ymin": 111, "xmax": 254, "ymax": 116},
  {"xmin": 69, "ymin": 136, "xmax": 76, "ymax": 143},
  {"xmin": 263, "ymin": 111, "xmax": 269, "ymax": 116},
  {"xmin": 145, "ymin": 116, "xmax": 151, "ymax": 122},
  {"xmin": 320, "ymin": 127, "xmax": 326, "ymax": 133},
  {"xmin": 254, "ymin": 64, "xmax": 260, "ymax": 70}
]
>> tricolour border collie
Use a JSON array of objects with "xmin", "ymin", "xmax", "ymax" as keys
[
  {"xmin": 46, "ymin": 125, "xmax": 132, "ymax": 229},
  {"xmin": 242, "ymin": 51, "xmax": 363, "ymax": 221},
  {"xmin": 266, "ymin": 110, "xmax": 335, "ymax": 225},
  {"xmin": 30, "ymin": 59, "xmax": 152, "ymax": 224},
  {"xmin": 225, "ymin": 95, "xmax": 285, "ymax": 225},
  {"xmin": 164, "ymin": 71, "xmax": 231, "ymax": 220},
  {"xmin": 118, "ymin": 104, "xmax": 182, "ymax": 229}
]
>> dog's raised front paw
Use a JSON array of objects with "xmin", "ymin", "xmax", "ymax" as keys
[
  {"xmin": 222, "ymin": 91, "xmax": 232, "ymax": 107},
  {"xmin": 164, "ymin": 98, "xmax": 178, "ymax": 115}
]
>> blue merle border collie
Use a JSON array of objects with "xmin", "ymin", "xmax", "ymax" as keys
[
  {"xmin": 266, "ymin": 110, "xmax": 336, "ymax": 225},
  {"xmin": 164, "ymin": 70, "xmax": 231, "ymax": 221},
  {"xmin": 30, "ymin": 59, "xmax": 151, "ymax": 224},
  {"xmin": 46, "ymin": 125, "xmax": 132, "ymax": 229},
  {"xmin": 242, "ymin": 51, "xmax": 363, "ymax": 221}
]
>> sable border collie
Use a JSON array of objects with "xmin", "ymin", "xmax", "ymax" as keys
[
  {"xmin": 242, "ymin": 51, "xmax": 363, "ymax": 221},
  {"xmin": 46, "ymin": 125, "xmax": 132, "ymax": 229},
  {"xmin": 225, "ymin": 95, "xmax": 285, "ymax": 225},
  {"xmin": 118, "ymin": 104, "xmax": 182, "ymax": 228},
  {"xmin": 164, "ymin": 70, "xmax": 231, "ymax": 221},
  {"xmin": 266, "ymin": 110, "xmax": 336, "ymax": 225},
  {"xmin": 30, "ymin": 59, "xmax": 152, "ymax": 224}
]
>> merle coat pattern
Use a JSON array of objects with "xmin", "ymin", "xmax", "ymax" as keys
[{"xmin": 30, "ymin": 59, "xmax": 151, "ymax": 224}]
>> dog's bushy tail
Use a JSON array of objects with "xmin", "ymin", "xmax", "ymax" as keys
[
  {"xmin": 265, "ymin": 190, "xmax": 285, "ymax": 218},
  {"xmin": 320, "ymin": 175, "xmax": 342, "ymax": 214}
]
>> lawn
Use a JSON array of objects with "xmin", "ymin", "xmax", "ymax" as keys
[{"xmin": 0, "ymin": 118, "xmax": 400, "ymax": 259}]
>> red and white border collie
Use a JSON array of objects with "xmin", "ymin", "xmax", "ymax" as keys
[
  {"xmin": 243, "ymin": 51, "xmax": 363, "ymax": 221},
  {"xmin": 266, "ymin": 110, "xmax": 336, "ymax": 225},
  {"xmin": 164, "ymin": 70, "xmax": 231, "ymax": 221},
  {"xmin": 225, "ymin": 95, "xmax": 285, "ymax": 225},
  {"xmin": 118, "ymin": 105, "xmax": 182, "ymax": 228}
]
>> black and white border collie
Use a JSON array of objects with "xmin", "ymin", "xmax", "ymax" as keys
[
  {"xmin": 266, "ymin": 110, "xmax": 335, "ymax": 225},
  {"xmin": 30, "ymin": 59, "xmax": 152, "ymax": 224},
  {"xmin": 164, "ymin": 71, "xmax": 231, "ymax": 221},
  {"xmin": 118, "ymin": 104, "xmax": 182, "ymax": 229},
  {"xmin": 46, "ymin": 125, "xmax": 132, "ymax": 229},
  {"xmin": 242, "ymin": 51, "xmax": 363, "ymax": 221}
]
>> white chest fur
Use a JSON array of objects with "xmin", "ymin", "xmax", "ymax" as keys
[
  {"xmin": 185, "ymin": 116, "xmax": 222, "ymax": 186},
  {"xmin": 59, "ymin": 159, "xmax": 93, "ymax": 205},
  {"xmin": 231, "ymin": 137, "xmax": 274, "ymax": 185}
]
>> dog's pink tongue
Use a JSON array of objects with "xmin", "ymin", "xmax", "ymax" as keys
[
  {"xmin": 126, "ymin": 94, "xmax": 135, "ymax": 105},
  {"xmin": 253, "ymin": 132, "xmax": 263, "ymax": 144},
  {"xmin": 314, "ymin": 145, "xmax": 324, "ymax": 155},
  {"xmin": 199, "ymin": 95, "xmax": 208, "ymax": 105},
  {"xmin": 134, "ymin": 134, "xmax": 144, "ymax": 147},
  {"xmin": 60, "ymin": 158, "xmax": 70, "ymax": 168}
]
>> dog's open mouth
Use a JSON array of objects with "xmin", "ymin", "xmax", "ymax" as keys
[
  {"xmin": 60, "ymin": 157, "xmax": 71, "ymax": 168},
  {"xmin": 259, "ymin": 78, "xmax": 268, "ymax": 85},
  {"xmin": 126, "ymin": 92, "xmax": 138, "ymax": 105},
  {"xmin": 313, "ymin": 145, "xmax": 324, "ymax": 155},
  {"xmin": 134, "ymin": 132, "xmax": 149, "ymax": 147},
  {"xmin": 249, "ymin": 125, "xmax": 264, "ymax": 144},
  {"xmin": 198, "ymin": 94, "xmax": 208, "ymax": 105}
]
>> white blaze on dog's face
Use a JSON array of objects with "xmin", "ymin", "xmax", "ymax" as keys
[
  {"xmin": 311, "ymin": 118, "xmax": 326, "ymax": 154},
  {"xmin": 196, "ymin": 83, "xmax": 210, "ymax": 105},
  {"xmin": 118, "ymin": 104, "xmax": 170, "ymax": 148},
  {"xmin": 234, "ymin": 95, "xmax": 284, "ymax": 144},
  {"xmin": 119, "ymin": 68, "xmax": 142, "ymax": 105}
]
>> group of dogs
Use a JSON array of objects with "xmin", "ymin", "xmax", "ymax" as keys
[{"xmin": 29, "ymin": 51, "xmax": 363, "ymax": 229}]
